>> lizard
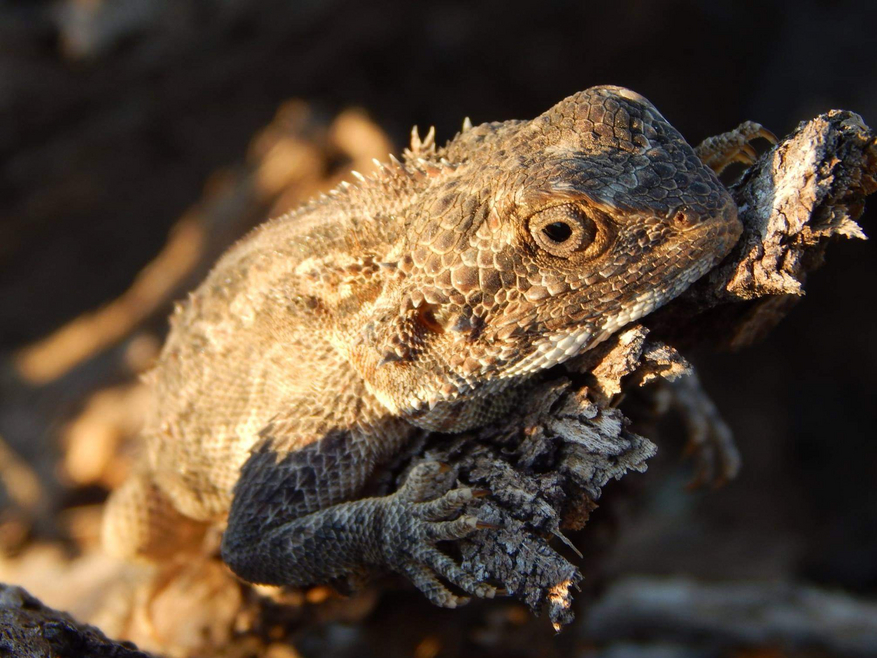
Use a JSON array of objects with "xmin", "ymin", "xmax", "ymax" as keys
[{"xmin": 103, "ymin": 85, "xmax": 763, "ymax": 609}]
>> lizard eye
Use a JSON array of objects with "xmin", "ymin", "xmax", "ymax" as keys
[{"xmin": 528, "ymin": 204, "xmax": 595, "ymax": 257}]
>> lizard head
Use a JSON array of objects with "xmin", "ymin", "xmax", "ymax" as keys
[{"xmin": 356, "ymin": 86, "xmax": 741, "ymax": 430}]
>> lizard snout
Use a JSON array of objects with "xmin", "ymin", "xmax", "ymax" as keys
[
  {"xmin": 669, "ymin": 205, "xmax": 700, "ymax": 229},
  {"xmin": 670, "ymin": 194, "xmax": 740, "ymax": 236}
]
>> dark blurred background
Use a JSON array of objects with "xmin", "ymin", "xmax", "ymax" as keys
[{"xmin": 0, "ymin": 0, "xmax": 875, "ymax": 655}]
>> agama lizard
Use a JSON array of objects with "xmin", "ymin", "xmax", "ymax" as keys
[{"xmin": 103, "ymin": 86, "xmax": 764, "ymax": 608}]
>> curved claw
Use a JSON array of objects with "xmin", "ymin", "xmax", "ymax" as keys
[
  {"xmin": 755, "ymin": 125, "xmax": 778, "ymax": 144},
  {"xmin": 740, "ymin": 143, "xmax": 759, "ymax": 163}
]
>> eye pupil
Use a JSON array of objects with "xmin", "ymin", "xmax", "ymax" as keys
[
  {"xmin": 542, "ymin": 221, "xmax": 573, "ymax": 243},
  {"xmin": 528, "ymin": 204, "xmax": 599, "ymax": 258}
]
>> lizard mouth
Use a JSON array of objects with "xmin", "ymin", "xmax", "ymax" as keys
[{"xmin": 499, "ymin": 200, "xmax": 742, "ymax": 380}]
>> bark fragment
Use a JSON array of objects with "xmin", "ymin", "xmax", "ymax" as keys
[{"xmin": 0, "ymin": 584, "xmax": 155, "ymax": 658}]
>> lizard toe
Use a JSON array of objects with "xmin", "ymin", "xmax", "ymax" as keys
[
  {"xmin": 422, "ymin": 514, "xmax": 479, "ymax": 542},
  {"xmin": 417, "ymin": 486, "xmax": 475, "ymax": 521},
  {"xmin": 397, "ymin": 460, "xmax": 457, "ymax": 504},
  {"xmin": 418, "ymin": 545, "xmax": 499, "ymax": 600},
  {"xmin": 400, "ymin": 560, "xmax": 470, "ymax": 608}
]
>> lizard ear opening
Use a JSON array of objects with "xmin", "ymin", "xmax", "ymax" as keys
[
  {"xmin": 415, "ymin": 303, "xmax": 445, "ymax": 334},
  {"xmin": 528, "ymin": 204, "xmax": 595, "ymax": 257}
]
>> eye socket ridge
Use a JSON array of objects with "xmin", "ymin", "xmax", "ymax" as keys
[{"xmin": 527, "ymin": 203, "xmax": 595, "ymax": 257}]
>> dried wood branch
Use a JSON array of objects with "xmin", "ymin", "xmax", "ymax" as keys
[{"xmin": 586, "ymin": 576, "xmax": 877, "ymax": 656}]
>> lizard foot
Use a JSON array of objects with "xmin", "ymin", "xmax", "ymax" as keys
[
  {"xmin": 382, "ymin": 461, "xmax": 500, "ymax": 608},
  {"xmin": 695, "ymin": 120, "xmax": 777, "ymax": 175},
  {"xmin": 669, "ymin": 375, "xmax": 741, "ymax": 488}
]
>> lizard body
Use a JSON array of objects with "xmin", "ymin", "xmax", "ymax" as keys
[{"xmin": 103, "ymin": 86, "xmax": 741, "ymax": 607}]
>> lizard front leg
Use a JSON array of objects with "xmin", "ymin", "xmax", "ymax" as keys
[{"xmin": 220, "ymin": 416, "xmax": 499, "ymax": 608}]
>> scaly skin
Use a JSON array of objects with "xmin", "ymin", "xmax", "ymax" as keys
[{"xmin": 103, "ymin": 86, "xmax": 742, "ymax": 608}]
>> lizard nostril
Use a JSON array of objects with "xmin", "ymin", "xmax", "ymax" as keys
[{"xmin": 671, "ymin": 207, "xmax": 698, "ymax": 229}]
